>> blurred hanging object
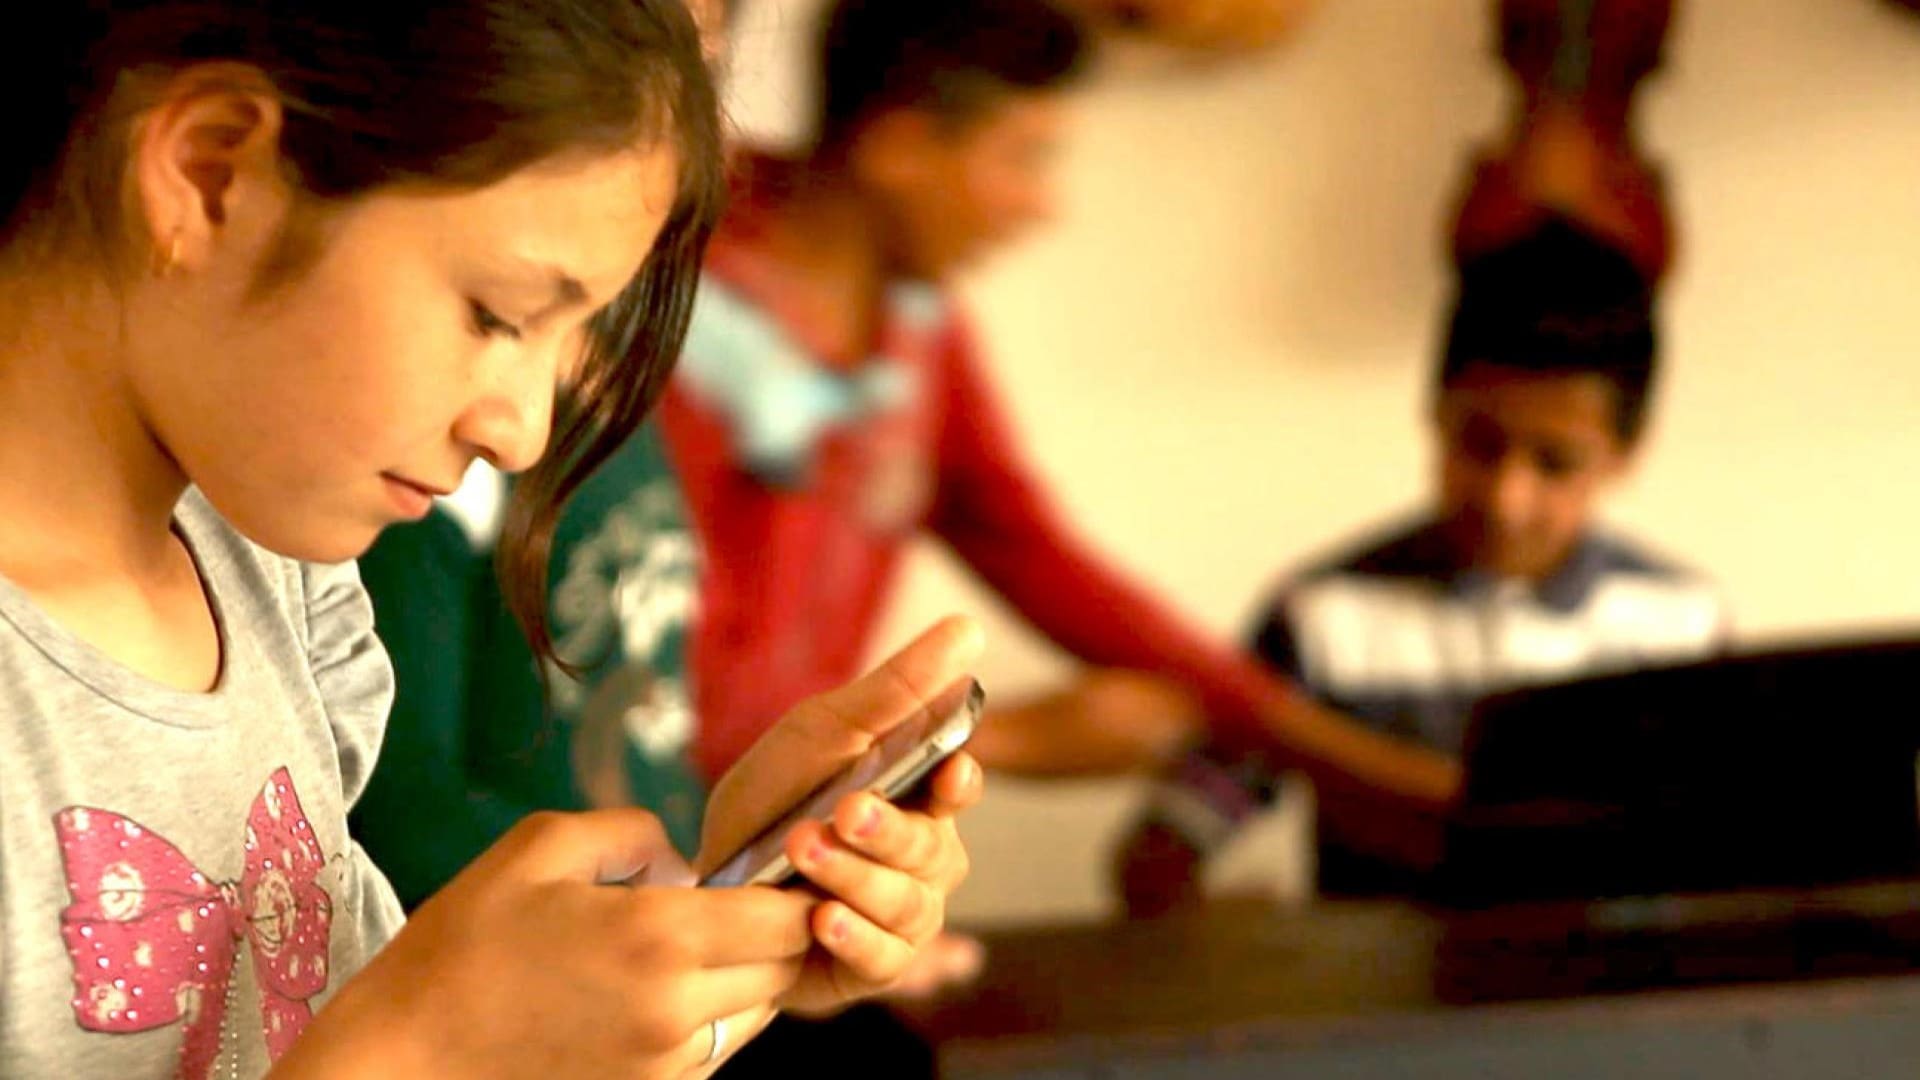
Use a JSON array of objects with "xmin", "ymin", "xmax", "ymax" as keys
[
  {"xmin": 1055, "ymin": 0, "xmax": 1320, "ymax": 54},
  {"xmin": 1450, "ymin": 0, "xmax": 1676, "ymax": 283}
]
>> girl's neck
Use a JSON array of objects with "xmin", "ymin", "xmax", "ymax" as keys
[{"xmin": 0, "ymin": 269, "xmax": 190, "ymax": 592}]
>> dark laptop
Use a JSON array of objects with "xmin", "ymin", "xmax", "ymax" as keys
[
  {"xmin": 1425, "ymin": 636, "xmax": 1920, "ymax": 1001},
  {"xmin": 1432, "ymin": 635, "xmax": 1920, "ymax": 907}
]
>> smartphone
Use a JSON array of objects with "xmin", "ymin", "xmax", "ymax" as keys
[{"xmin": 699, "ymin": 678, "xmax": 985, "ymax": 889}]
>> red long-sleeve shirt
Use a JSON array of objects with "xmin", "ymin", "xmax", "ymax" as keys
[{"xmin": 660, "ymin": 169, "xmax": 1285, "ymax": 780}]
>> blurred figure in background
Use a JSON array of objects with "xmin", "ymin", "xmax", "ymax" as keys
[
  {"xmin": 1118, "ymin": 216, "xmax": 1730, "ymax": 913},
  {"xmin": 663, "ymin": 0, "xmax": 1449, "ymax": 813}
]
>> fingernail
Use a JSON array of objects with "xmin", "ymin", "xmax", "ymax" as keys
[
  {"xmin": 807, "ymin": 841, "xmax": 831, "ymax": 867},
  {"xmin": 831, "ymin": 916, "xmax": 851, "ymax": 944},
  {"xmin": 857, "ymin": 802, "xmax": 881, "ymax": 839}
]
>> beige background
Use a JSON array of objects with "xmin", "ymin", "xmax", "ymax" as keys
[{"xmin": 723, "ymin": 0, "xmax": 1920, "ymax": 924}]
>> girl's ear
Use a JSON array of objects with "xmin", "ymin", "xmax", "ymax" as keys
[{"xmin": 130, "ymin": 64, "xmax": 287, "ymax": 274}]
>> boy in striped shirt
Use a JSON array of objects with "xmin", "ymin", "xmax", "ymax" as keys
[{"xmin": 1121, "ymin": 217, "xmax": 1729, "ymax": 907}]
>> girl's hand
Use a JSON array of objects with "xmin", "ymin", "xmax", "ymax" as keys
[
  {"xmin": 698, "ymin": 616, "xmax": 987, "ymax": 1017},
  {"xmin": 281, "ymin": 809, "xmax": 813, "ymax": 1078}
]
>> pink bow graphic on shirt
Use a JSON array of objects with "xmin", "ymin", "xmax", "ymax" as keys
[{"xmin": 53, "ymin": 767, "xmax": 334, "ymax": 1080}]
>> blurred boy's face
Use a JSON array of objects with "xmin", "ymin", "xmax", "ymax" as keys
[
  {"xmin": 854, "ymin": 93, "xmax": 1069, "ymax": 279},
  {"xmin": 1433, "ymin": 365, "xmax": 1633, "ymax": 583}
]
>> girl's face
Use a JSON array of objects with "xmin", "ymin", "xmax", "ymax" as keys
[{"xmin": 122, "ymin": 89, "xmax": 679, "ymax": 562}]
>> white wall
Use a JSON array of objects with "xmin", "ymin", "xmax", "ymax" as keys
[{"xmin": 725, "ymin": 0, "xmax": 1920, "ymax": 925}]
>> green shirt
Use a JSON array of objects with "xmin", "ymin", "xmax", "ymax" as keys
[{"xmin": 351, "ymin": 426, "xmax": 707, "ymax": 909}]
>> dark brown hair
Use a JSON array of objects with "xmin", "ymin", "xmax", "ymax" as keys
[
  {"xmin": 3, "ymin": 0, "xmax": 726, "ymax": 667},
  {"xmin": 1440, "ymin": 215, "xmax": 1659, "ymax": 444},
  {"xmin": 815, "ymin": 0, "xmax": 1090, "ymax": 153}
]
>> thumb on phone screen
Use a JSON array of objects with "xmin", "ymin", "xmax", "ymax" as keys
[{"xmin": 697, "ymin": 616, "xmax": 984, "ymax": 876}]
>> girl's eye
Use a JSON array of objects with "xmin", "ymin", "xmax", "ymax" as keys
[{"xmin": 467, "ymin": 299, "xmax": 524, "ymax": 342}]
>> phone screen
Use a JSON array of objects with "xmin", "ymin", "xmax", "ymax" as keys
[{"xmin": 699, "ymin": 679, "xmax": 984, "ymax": 888}]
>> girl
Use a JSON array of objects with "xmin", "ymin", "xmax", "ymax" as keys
[{"xmin": 0, "ymin": 2, "xmax": 981, "ymax": 1078}]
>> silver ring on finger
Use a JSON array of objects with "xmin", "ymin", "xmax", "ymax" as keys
[{"xmin": 701, "ymin": 1016, "xmax": 728, "ymax": 1068}]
